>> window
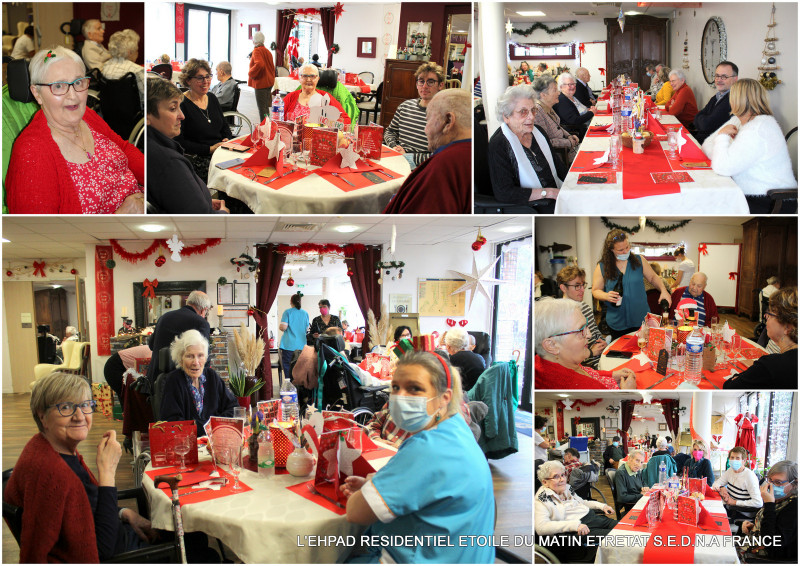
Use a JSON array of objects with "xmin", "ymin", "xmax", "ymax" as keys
[
  {"xmin": 740, "ymin": 392, "xmax": 794, "ymax": 469},
  {"xmin": 294, "ymin": 21, "xmax": 326, "ymax": 65},
  {"xmin": 630, "ymin": 242, "xmax": 682, "ymax": 262},
  {"xmin": 183, "ymin": 4, "xmax": 230, "ymax": 65}
]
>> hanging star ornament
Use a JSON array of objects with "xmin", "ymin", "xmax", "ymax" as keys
[
  {"xmin": 505, "ymin": 19, "xmax": 513, "ymax": 36},
  {"xmin": 449, "ymin": 255, "xmax": 505, "ymax": 311},
  {"xmin": 338, "ymin": 143, "xmax": 360, "ymax": 169}
]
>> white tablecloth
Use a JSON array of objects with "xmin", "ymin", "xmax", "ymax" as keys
[
  {"xmin": 595, "ymin": 495, "xmax": 738, "ymax": 564},
  {"xmin": 207, "ymin": 146, "xmax": 410, "ymax": 213},
  {"xmin": 275, "ymin": 77, "xmax": 375, "ymax": 94},
  {"xmin": 554, "ymin": 104, "xmax": 749, "ymax": 214}
]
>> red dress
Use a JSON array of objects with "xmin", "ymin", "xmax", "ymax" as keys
[{"xmin": 734, "ymin": 413, "xmax": 758, "ymax": 465}]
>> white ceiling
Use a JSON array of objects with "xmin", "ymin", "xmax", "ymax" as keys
[
  {"xmin": 2, "ymin": 216, "xmax": 532, "ymax": 260},
  {"xmin": 500, "ymin": 2, "xmax": 681, "ymax": 23},
  {"xmin": 535, "ymin": 390, "xmax": 744, "ymax": 403}
]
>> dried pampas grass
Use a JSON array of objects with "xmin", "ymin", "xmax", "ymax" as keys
[
  {"xmin": 366, "ymin": 303, "xmax": 391, "ymax": 349},
  {"xmin": 233, "ymin": 322, "xmax": 265, "ymax": 375}
]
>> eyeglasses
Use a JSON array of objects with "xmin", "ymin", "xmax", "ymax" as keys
[
  {"xmin": 48, "ymin": 400, "xmax": 97, "ymax": 417},
  {"xmin": 35, "ymin": 77, "xmax": 91, "ymax": 96},
  {"xmin": 192, "ymin": 75, "xmax": 213, "ymax": 82},
  {"xmin": 764, "ymin": 311, "xmax": 777, "ymax": 320},
  {"xmin": 416, "ymin": 78, "xmax": 441, "ymax": 87},
  {"xmin": 564, "ymin": 283, "xmax": 586, "ymax": 290},
  {"xmin": 562, "ymin": 82, "xmax": 576, "ymax": 87},
  {"xmin": 300, "ymin": 74, "xmax": 318, "ymax": 79},
  {"xmin": 511, "ymin": 107, "xmax": 534, "ymax": 118},
  {"xmin": 546, "ymin": 473, "xmax": 566, "ymax": 481},
  {"xmin": 768, "ymin": 478, "xmax": 793, "ymax": 486},
  {"xmin": 714, "ymin": 74, "xmax": 737, "ymax": 80},
  {"xmin": 551, "ymin": 322, "xmax": 589, "ymax": 339}
]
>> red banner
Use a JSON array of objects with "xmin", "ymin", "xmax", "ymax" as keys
[
  {"xmin": 175, "ymin": 4, "xmax": 185, "ymax": 44},
  {"xmin": 95, "ymin": 246, "xmax": 115, "ymax": 356}
]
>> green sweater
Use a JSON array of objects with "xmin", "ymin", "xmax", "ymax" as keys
[
  {"xmin": 615, "ymin": 463, "xmax": 645, "ymax": 505},
  {"xmin": 296, "ymin": 82, "xmax": 360, "ymax": 124}
]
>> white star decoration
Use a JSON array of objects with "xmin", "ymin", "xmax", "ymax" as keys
[
  {"xmin": 265, "ymin": 130, "xmax": 285, "ymax": 161},
  {"xmin": 337, "ymin": 435, "xmax": 362, "ymax": 477},
  {"xmin": 338, "ymin": 144, "xmax": 360, "ymax": 169},
  {"xmin": 449, "ymin": 255, "xmax": 505, "ymax": 311},
  {"xmin": 166, "ymin": 234, "xmax": 184, "ymax": 262},
  {"xmin": 505, "ymin": 19, "xmax": 513, "ymax": 36}
]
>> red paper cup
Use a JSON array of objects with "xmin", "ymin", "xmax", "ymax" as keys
[{"xmin": 676, "ymin": 326, "xmax": 693, "ymax": 344}]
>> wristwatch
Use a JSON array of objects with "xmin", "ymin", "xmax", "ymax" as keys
[{"xmin": 541, "ymin": 189, "xmax": 548, "ymax": 198}]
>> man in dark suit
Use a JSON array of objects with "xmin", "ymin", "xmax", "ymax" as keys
[
  {"xmin": 146, "ymin": 290, "xmax": 212, "ymax": 385},
  {"xmin": 574, "ymin": 67, "xmax": 597, "ymax": 107},
  {"xmin": 692, "ymin": 61, "xmax": 739, "ymax": 143}
]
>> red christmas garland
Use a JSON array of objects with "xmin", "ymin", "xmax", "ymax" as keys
[
  {"xmin": 109, "ymin": 239, "xmax": 222, "ymax": 263},
  {"xmin": 557, "ymin": 398, "xmax": 603, "ymax": 409},
  {"xmin": 274, "ymin": 243, "xmax": 366, "ymax": 256}
]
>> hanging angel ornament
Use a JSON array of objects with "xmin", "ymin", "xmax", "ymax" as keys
[{"xmin": 166, "ymin": 234, "xmax": 185, "ymax": 262}]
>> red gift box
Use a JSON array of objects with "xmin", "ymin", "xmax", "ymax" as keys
[
  {"xmin": 676, "ymin": 495, "xmax": 701, "ymax": 525},
  {"xmin": 149, "ymin": 420, "xmax": 198, "ymax": 468},
  {"xmin": 412, "ymin": 334, "xmax": 436, "ymax": 352},
  {"xmin": 310, "ymin": 127, "xmax": 339, "ymax": 166},
  {"xmin": 358, "ymin": 124, "xmax": 383, "ymax": 159},
  {"xmin": 688, "ymin": 477, "xmax": 707, "ymax": 496},
  {"xmin": 313, "ymin": 429, "xmax": 376, "ymax": 505},
  {"xmin": 345, "ymin": 73, "xmax": 358, "ymax": 85}
]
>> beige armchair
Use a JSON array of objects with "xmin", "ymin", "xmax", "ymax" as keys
[{"xmin": 31, "ymin": 341, "xmax": 90, "ymax": 388}]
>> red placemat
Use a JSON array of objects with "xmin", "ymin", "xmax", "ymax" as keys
[
  {"xmin": 570, "ymin": 151, "xmax": 619, "ymax": 172},
  {"xmin": 611, "ymin": 335, "xmax": 640, "ymax": 352},
  {"xmin": 286, "ymin": 480, "xmax": 346, "ymax": 515},
  {"xmin": 146, "ymin": 461, "xmax": 252, "ymax": 505},
  {"xmin": 586, "ymin": 126, "xmax": 613, "ymax": 137},
  {"xmin": 380, "ymin": 146, "xmax": 401, "ymax": 158},
  {"xmin": 621, "ymin": 143, "xmax": 681, "ymax": 199},
  {"xmin": 319, "ymin": 154, "xmax": 381, "ymax": 173},
  {"xmin": 314, "ymin": 169, "xmax": 391, "ymax": 192},
  {"xmin": 739, "ymin": 348, "xmax": 767, "ymax": 360}
]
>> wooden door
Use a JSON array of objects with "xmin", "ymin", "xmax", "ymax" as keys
[
  {"xmin": 605, "ymin": 15, "xmax": 667, "ymax": 87},
  {"xmin": 3, "ymin": 281, "xmax": 38, "ymax": 393},
  {"xmin": 380, "ymin": 59, "xmax": 422, "ymax": 128},
  {"xmin": 738, "ymin": 219, "xmax": 759, "ymax": 318}
]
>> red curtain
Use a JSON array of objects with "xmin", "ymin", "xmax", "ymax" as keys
[
  {"xmin": 660, "ymin": 399, "xmax": 680, "ymax": 439},
  {"xmin": 345, "ymin": 245, "xmax": 382, "ymax": 350},
  {"xmin": 319, "ymin": 7, "xmax": 336, "ymax": 67},
  {"xmin": 253, "ymin": 244, "xmax": 286, "ymax": 401},
  {"xmin": 620, "ymin": 400, "xmax": 635, "ymax": 455},
  {"xmin": 276, "ymin": 10, "xmax": 296, "ymax": 69}
]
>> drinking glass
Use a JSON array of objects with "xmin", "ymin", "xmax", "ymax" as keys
[
  {"xmin": 228, "ymin": 447, "xmax": 243, "ymax": 491},
  {"xmin": 710, "ymin": 316, "xmax": 719, "ymax": 328},
  {"xmin": 174, "ymin": 434, "xmax": 191, "ymax": 471},
  {"xmin": 609, "ymin": 135, "xmax": 621, "ymax": 168},
  {"xmin": 655, "ymin": 108, "xmax": 662, "ymax": 120},
  {"xmin": 667, "ymin": 130, "xmax": 679, "ymax": 158},
  {"xmin": 250, "ymin": 126, "xmax": 262, "ymax": 148},
  {"xmin": 638, "ymin": 323, "xmax": 648, "ymax": 355},
  {"xmin": 302, "ymin": 138, "xmax": 313, "ymax": 175},
  {"xmin": 675, "ymin": 343, "xmax": 686, "ymax": 380}
]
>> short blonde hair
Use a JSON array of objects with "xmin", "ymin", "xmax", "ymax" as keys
[
  {"xmin": 395, "ymin": 351, "xmax": 463, "ymax": 417},
  {"xmin": 30, "ymin": 372, "xmax": 91, "ymax": 433},
  {"xmin": 730, "ymin": 78, "xmax": 773, "ymax": 118}
]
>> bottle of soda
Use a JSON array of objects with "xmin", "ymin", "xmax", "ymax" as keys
[{"xmin": 257, "ymin": 429, "xmax": 275, "ymax": 477}]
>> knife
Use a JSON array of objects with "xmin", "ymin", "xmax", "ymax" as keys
[
  {"xmin": 307, "ymin": 483, "xmax": 345, "ymax": 508},
  {"xmin": 646, "ymin": 371, "xmax": 677, "ymax": 389},
  {"xmin": 701, "ymin": 375, "xmax": 721, "ymax": 390},
  {"xmin": 179, "ymin": 478, "xmax": 228, "ymax": 489},
  {"xmin": 264, "ymin": 168, "xmax": 296, "ymax": 184}
]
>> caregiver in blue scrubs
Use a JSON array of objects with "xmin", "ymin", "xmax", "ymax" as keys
[{"xmin": 340, "ymin": 351, "xmax": 495, "ymax": 563}]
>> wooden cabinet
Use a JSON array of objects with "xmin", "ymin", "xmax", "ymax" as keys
[
  {"xmin": 738, "ymin": 218, "xmax": 797, "ymax": 320},
  {"xmin": 604, "ymin": 15, "xmax": 668, "ymax": 87},
  {"xmin": 380, "ymin": 59, "xmax": 422, "ymax": 128}
]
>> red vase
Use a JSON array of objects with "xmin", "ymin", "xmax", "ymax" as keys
[{"xmin": 237, "ymin": 396, "xmax": 250, "ymax": 408}]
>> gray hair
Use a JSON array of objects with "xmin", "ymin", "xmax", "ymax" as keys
[
  {"xmin": 767, "ymin": 460, "xmax": 797, "ymax": 485},
  {"xmin": 65, "ymin": 326, "xmax": 77, "ymax": 337},
  {"xmin": 170, "ymin": 329, "xmax": 209, "ymax": 366},
  {"xmin": 691, "ymin": 272, "xmax": 708, "ymax": 285},
  {"xmin": 534, "ymin": 298, "xmax": 582, "ymax": 356},
  {"xmin": 187, "ymin": 290, "xmax": 212, "ymax": 311},
  {"xmin": 668, "ymin": 68, "xmax": 686, "ymax": 82},
  {"xmin": 496, "ymin": 84, "xmax": 536, "ymax": 120},
  {"xmin": 123, "ymin": 29, "xmax": 140, "ymax": 44},
  {"xmin": 575, "ymin": 67, "xmax": 589, "ymax": 79},
  {"xmin": 444, "ymin": 327, "xmax": 468, "ymax": 350},
  {"xmin": 537, "ymin": 460, "xmax": 565, "ymax": 483},
  {"xmin": 557, "ymin": 72, "xmax": 576, "ymax": 88},
  {"xmin": 656, "ymin": 436, "xmax": 668, "ymax": 449},
  {"xmin": 30, "ymin": 371, "xmax": 91, "ymax": 433},
  {"xmin": 253, "ymin": 31, "xmax": 265, "ymax": 46},
  {"xmin": 532, "ymin": 75, "xmax": 556, "ymax": 97},
  {"xmin": 299, "ymin": 63, "xmax": 319, "ymax": 77},
  {"xmin": 767, "ymin": 276, "xmax": 779, "ymax": 285},
  {"xmin": 108, "ymin": 30, "xmax": 138, "ymax": 60},
  {"xmin": 468, "ymin": 333, "xmax": 476, "ymax": 347},
  {"xmin": 82, "ymin": 19, "xmax": 100, "ymax": 37},
  {"xmin": 217, "ymin": 61, "xmax": 232, "ymax": 75},
  {"xmin": 29, "ymin": 46, "xmax": 86, "ymax": 86},
  {"xmin": 629, "ymin": 449, "xmax": 645, "ymax": 460}
]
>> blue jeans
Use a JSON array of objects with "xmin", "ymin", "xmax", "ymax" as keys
[{"xmin": 280, "ymin": 348, "xmax": 295, "ymax": 382}]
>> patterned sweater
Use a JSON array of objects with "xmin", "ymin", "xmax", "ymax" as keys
[{"xmin": 383, "ymin": 98, "xmax": 431, "ymax": 165}]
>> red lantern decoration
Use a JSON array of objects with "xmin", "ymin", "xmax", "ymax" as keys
[
  {"xmin": 471, "ymin": 242, "xmax": 482, "ymax": 251},
  {"xmin": 287, "ymin": 277, "xmax": 295, "ymax": 287},
  {"xmin": 155, "ymin": 255, "xmax": 166, "ymax": 267}
]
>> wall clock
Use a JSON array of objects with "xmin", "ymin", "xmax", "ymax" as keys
[{"xmin": 701, "ymin": 16, "xmax": 727, "ymax": 84}]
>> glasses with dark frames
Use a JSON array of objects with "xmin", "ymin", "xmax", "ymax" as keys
[
  {"xmin": 550, "ymin": 322, "xmax": 589, "ymax": 339},
  {"xmin": 48, "ymin": 400, "xmax": 97, "ymax": 417},
  {"xmin": 35, "ymin": 76, "xmax": 91, "ymax": 96}
]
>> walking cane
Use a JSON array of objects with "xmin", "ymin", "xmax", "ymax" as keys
[{"xmin": 154, "ymin": 474, "xmax": 188, "ymax": 564}]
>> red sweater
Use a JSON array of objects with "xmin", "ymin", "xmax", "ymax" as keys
[
  {"xmin": 664, "ymin": 84, "xmax": 698, "ymax": 128},
  {"xmin": 248, "ymin": 45, "xmax": 275, "ymax": 89},
  {"xmin": 281, "ymin": 89, "xmax": 349, "ymax": 124},
  {"xmin": 534, "ymin": 355, "xmax": 618, "ymax": 390},
  {"xmin": 5, "ymin": 433, "xmax": 100, "ymax": 563},
  {"xmin": 382, "ymin": 139, "xmax": 471, "ymax": 214},
  {"xmin": 5, "ymin": 108, "xmax": 144, "ymax": 214}
]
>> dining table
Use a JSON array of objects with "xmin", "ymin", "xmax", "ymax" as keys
[
  {"xmin": 207, "ymin": 141, "xmax": 411, "ymax": 213},
  {"xmin": 554, "ymin": 95, "xmax": 750, "ymax": 214},
  {"xmin": 599, "ymin": 332, "xmax": 768, "ymax": 389},
  {"xmin": 275, "ymin": 76, "xmax": 375, "ymax": 95},
  {"xmin": 595, "ymin": 490, "xmax": 737, "ymax": 564},
  {"xmin": 142, "ymin": 440, "xmax": 396, "ymax": 563}
]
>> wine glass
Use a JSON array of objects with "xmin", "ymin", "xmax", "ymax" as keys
[
  {"xmin": 250, "ymin": 125, "xmax": 262, "ymax": 148},
  {"xmin": 609, "ymin": 135, "xmax": 621, "ymax": 168},
  {"xmin": 675, "ymin": 343, "xmax": 686, "ymax": 381},
  {"xmin": 302, "ymin": 137, "xmax": 313, "ymax": 175},
  {"xmin": 638, "ymin": 323, "xmax": 648, "ymax": 356},
  {"xmin": 174, "ymin": 434, "xmax": 191, "ymax": 471},
  {"xmin": 667, "ymin": 130, "xmax": 679, "ymax": 158},
  {"xmin": 228, "ymin": 447, "xmax": 243, "ymax": 491}
]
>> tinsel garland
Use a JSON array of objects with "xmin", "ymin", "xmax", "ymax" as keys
[
  {"xmin": 273, "ymin": 243, "xmax": 366, "ymax": 256},
  {"xmin": 600, "ymin": 217, "xmax": 692, "ymax": 234},
  {"xmin": 557, "ymin": 399, "xmax": 603, "ymax": 409},
  {"xmin": 109, "ymin": 238, "xmax": 222, "ymax": 263},
  {"xmin": 512, "ymin": 21, "xmax": 578, "ymax": 37}
]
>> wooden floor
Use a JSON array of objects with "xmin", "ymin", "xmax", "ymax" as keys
[{"xmin": 2, "ymin": 393, "xmax": 532, "ymax": 563}]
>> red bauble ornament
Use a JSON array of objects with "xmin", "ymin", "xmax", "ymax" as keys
[
  {"xmin": 471, "ymin": 242, "xmax": 482, "ymax": 251},
  {"xmin": 478, "ymin": 236, "xmax": 487, "ymax": 244},
  {"xmin": 346, "ymin": 269, "xmax": 354, "ymax": 277},
  {"xmin": 5, "ymin": 270, "xmax": 12, "ymax": 277},
  {"xmin": 247, "ymin": 308, "xmax": 255, "ymax": 317},
  {"xmin": 576, "ymin": 406, "xmax": 580, "ymax": 412},
  {"xmin": 155, "ymin": 255, "xmax": 166, "ymax": 267},
  {"xmin": 70, "ymin": 268, "xmax": 77, "ymax": 275},
  {"xmin": 287, "ymin": 277, "xmax": 295, "ymax": 287}
]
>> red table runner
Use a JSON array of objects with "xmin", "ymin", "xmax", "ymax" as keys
[
  {"xmin": 620, "ymin": 143, "xmax": 681, "ymax": 199},
  {"xmin": 619, "ymin": 357, "xmax": 730, "ymax": 389},
  {"xmin": 146, "ymin": 460, "xmax": 252, "ymax": 505}
]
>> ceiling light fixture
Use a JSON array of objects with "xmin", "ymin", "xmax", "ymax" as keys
[
  {"xmin": 334, "ymin": 225, "xmax": 359, "ymax": 233},
  {"xmin": 140, "ymin": 224, "xmax": 165, "ymax": 233},
  {"xmin": 498, "ymin": 225, "xmax": 528, "ymax": 233},
  {"xmin": 516, "ymin": 11, "xmax": 546, "ymax": 17}
]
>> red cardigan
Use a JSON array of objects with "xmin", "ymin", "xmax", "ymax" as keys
[
  {"xmin": 282, "ymin": 89, "xmax": 349, "ymax": 124},
  {"xmin": 534, "ymin": 355, "xmax": 618, "ymax": 390},
  {"xmin": 664, "ymin": 84, "xmax": 698, "ymax": 128},
  {"xmin": 248, "ymin": 45, "xmax": 275, "ymax": 89},
  {"xmin": 5, "ymin": 108, "xmax": 144, "ymax": 214},
  {"xmin": 668, "ymin": 287, "xmax": 719, "ymax": 326},
  {"xmin": 5, "ymin": 433, "xmax": 100, "ymax": 563}
]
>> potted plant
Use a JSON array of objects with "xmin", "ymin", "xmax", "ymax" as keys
[
  {"xmin": 231, "ymin": 322, "xmax": 267, "ymax": 405},
  {"xmin": 228, "ymin": 364, "xmax": 265, "ymax": 407}
]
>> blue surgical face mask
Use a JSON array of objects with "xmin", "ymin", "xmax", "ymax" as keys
[
  {"xmin": 612, "ymin": 442, "xmax": 619, "ymax": 447},
  {"xmin": 615, "ymin": 252, "xmax": 630, "ymax": 261},
  {"xmin": 772, "ymin": 484, "xmax": 786, "ymax": 498},
  {"xmin": 730, "ymin": 460, "xmax": 743, "ymax": 471},
  {"xmin": 389, "ymin": 394, "xmax": 439, "ymax": 433}
]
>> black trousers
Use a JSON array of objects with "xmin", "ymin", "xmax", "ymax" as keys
[
  {"xmin": 537, "ymin": 509, "xmax": 617, "ymax": 563},
  {"xmin": 104, "ymin": 353, "xmax": 126, "ymax": 404}
]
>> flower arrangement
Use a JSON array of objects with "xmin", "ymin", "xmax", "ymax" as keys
[
  {"xmin": 228, "ymin": 364, "xmax": 265, "ymax": 397},
  {"xmin": 233, "ymin": 322, "xmax": 266, "ymax": 376}
]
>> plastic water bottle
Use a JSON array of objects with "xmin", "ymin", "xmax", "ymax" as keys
[
  {"xmin": 658, "ymin": 461, "xmax": 667, "ymax": 486},
  {"xmin": 280, "ymin": 378, "xmax": 299, "ymax": 421},
  {"xmin": 685, "ymin": 328, "xmax": 704, "ymax": 385},
  {"xmin": 258, "ymin": 430, "xmax": 275, "ymax": 477},
  {"xmin": 271, "ymin": 93, "xmax": 283, "ymax": 121}
]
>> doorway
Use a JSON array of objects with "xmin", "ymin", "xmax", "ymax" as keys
[{"xmin": 183, "ymin": 3, "xmax": 230, "ymax": 65}]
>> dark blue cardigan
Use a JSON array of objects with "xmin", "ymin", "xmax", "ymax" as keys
[{"xmin": 159, "ymin": 367, "xmax": 237, "ymax": 432}]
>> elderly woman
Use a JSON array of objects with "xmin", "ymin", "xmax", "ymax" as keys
[
  {"xmin": 6, "ymin": 46, "xmax": 144, "ymax": 214},
  {"xmin": 553, "ymin": 72, "xmax": 596, "ymax": 131},
  {"xmin": 307, "ymin": 299, "xmax": 344, "ymax": 344},
  {"xmin": 740, "ymin": 460, "xmax": 797, "ymax": 561},
  {"xmin": 535, "ymin": 298, "xmax": 637, "ymax": 390},
  {"xmin": 5, "ymin": 372, "xmax": 156, "ymax": 561},
  {"xmin": 487, "ymin": 85, "xmax": 565, "ymax": 212},
  {"xmin": 160, "ymin": 329, "xmax": 237, "ymax": 431},
  {"xmin": 175, "ymin": 58, "xmax": 231, "ymax": 183},
  {"xmin": 724, "ymin": 286, "xmax": 797, "ymax": 389},
  {"xmin": 592, "ymin": 229, "xmax": 672, "ymax": 340},
  {"xmin": 533, "ymin": 76, "xmax": 580, "ymax": 164},
  {"xmin": 101, "ymin": 30, "xmax": 144, "ymax": 109},
  {"xmin": 615, "ymin": 449, "xmax": 650, "ymax": 509},
  {"xmin": 652, "ymin": 66, "xmax": 673, "ymax": 105},
  {"xmin": 340, "ymin": 352, "xmax": 495, "ymax": 562},
  {"xmin": 535, "ymin": 460, "xmax": 618, "ymax": 563},
  {"xmin": 663, "ymin": 69, "xmax": 697, "ymax": 127},
  {"xmin": 701, "ymin": 79, "xmax": 797, "ymax": 213},
  {"xmin": 248, "ymin": 31, "xmax": 275, "ymax": 121},
  {"xmin": 146, "ymin": 76, "xmax": 229, "ymax": 214},
  {"xmin": 283, "ymin": 63, "xmax": 348, "ymax": 123},
  {"xmin": 444, "ymin": 327, "xmax": 486, "ymax": 392}
]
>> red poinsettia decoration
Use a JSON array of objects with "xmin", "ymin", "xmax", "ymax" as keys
[
  {"xmin": 333, "ymin": 2, "xmax": 345, "ymax": 22},
  {"xmin": 155, "ymin": 255, "xmax": 166, "ymax": 267}
]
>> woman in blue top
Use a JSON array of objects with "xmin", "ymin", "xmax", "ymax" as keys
[
  {"xmin": 278, "ymin": 293, "xmax": 309, "ymax": 382},
  {"xmin": 340, "ymin": 351, "xmax": 495, "ymax": 563},
  {"xmin": 592, "ymin": 229, "xmax": 672, "ymax": 340}
]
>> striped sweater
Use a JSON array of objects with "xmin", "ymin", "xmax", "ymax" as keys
[
  {"xmin": 383, "ymin": 98, "xmax": 431, "ymax": 165},
  {"xmin": 712, "ymin": 467, "xmax": 763, "ymax": 507},
  {"xmin": 577, "ymin": 300, "xmax": 603, "ymax": 368}
]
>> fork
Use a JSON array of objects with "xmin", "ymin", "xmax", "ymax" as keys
[{"xmin": 331, "ymin": 172, "xmax": 356, "ymax": 187}]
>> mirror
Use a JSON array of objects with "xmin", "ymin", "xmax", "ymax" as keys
[
  {"xmin": 444, "ymin": 13, "xmax": 470, "ymax": 83},
  {"xmin": 133, "ymin": 280, "xmax": 207, "ymax": 328}
]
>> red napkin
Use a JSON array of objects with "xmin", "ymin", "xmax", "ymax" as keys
[
  {"xmin": 286, "ymin": 480, "xmax": 346, "ymax": 515},
  {"xmin": 611, "ymin": 336, "xmax": 640, "ymax": 352},
  {"xmin": 145, "ymin": 462, "xmax": 252, "ymax": 506},
  {"xmin": 647, "ymin": 114, "xmax": 667, "ymax": 135},
  {"xmin": 242, "ymin": 145, "xmax": 286, "ymax": 173},
  {"xmin": 570, "ymin": 151, "xmax": 619, "ymax": 171},
  {"xmin": 380, "ymin": 145, "xmax": 401, "ymax": 158},
  {"xmin": 319, "ymin": 152, "xmax": 381, "ymax": 173},
  {"xmin": 314, "ymin": 169, "xmax": 380, "ymax": 192},
  {"xmin": 259, "ymin": 168, "xmax": 306, "ymax": 190},
  {"xmin": 678, "ymin": 129, "xmax": 708, "ymax": 161}
]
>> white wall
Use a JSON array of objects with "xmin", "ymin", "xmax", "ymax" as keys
[
  {"xmin": 328, "ymin": 3, "xmax": 401, "ymax": 83},
  {"xmin": 670, "ymin": 2, "xmax": 798, "ymax": 136},
  {"xmin": 2, "ymin": 305, "xmax": 12, "ymax": 393},
  {"xmin": 230, "ymin": 6, "xmax": 278, "ymax": 80}
]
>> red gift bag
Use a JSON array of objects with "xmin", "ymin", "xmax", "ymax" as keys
[
  {"xmin": 688, "ymin": 477, "xmax": 707, "ymax": 496},
  {"xmin": 149, "ymin": 421, "xmax": 198, "ymax": 468},
  {"xmin": 676, "ymin": 495, "xmax": 701, "ymax": 525},
  {"xmin": 313, "ymin": 429, "xmax": 376, "ymax": 505},
  {"xmin": 358, "ymin": 353, "xmax": 391, "ymax": 379}
]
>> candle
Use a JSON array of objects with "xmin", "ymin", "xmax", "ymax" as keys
[
  {"xmin": 121, "ymin": 306, "xmax": 128, "ymax": 317},
  {"xmin": 217, "ymin": 305, "xmax": 224, "ymax": 316}
]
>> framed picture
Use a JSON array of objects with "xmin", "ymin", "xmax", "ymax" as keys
[
  {"xmin": 248, "ymin": 24, "xmax": 260, "ymax": 40},
  {"xmin": 658, "ymin": 423, "xmax": 668, "ymax": 431},
  {"xmin": 406, "ymin": 21, "xmax": 431, "ymax": 49},
  {"xmin": 357, "ymin": 37, "xmax": 376, "ymax": 58},
  {"xmin": 222, "ymin": 306, "xmax": 249, "ymax": 327},
  {"xmin": 217, "ymin": 283, "xmax": 233, "ymax": 305},
  {"xmin": 547, "ymin": 426, "xmax": 554, "ymax": 435},
  {"xmin": 233, "ymin": 281, "xmax": 249, "ymax": 305},
  {"xmin": 607, "ymin": 418, "xmax": 618, "ymax": 428}
]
